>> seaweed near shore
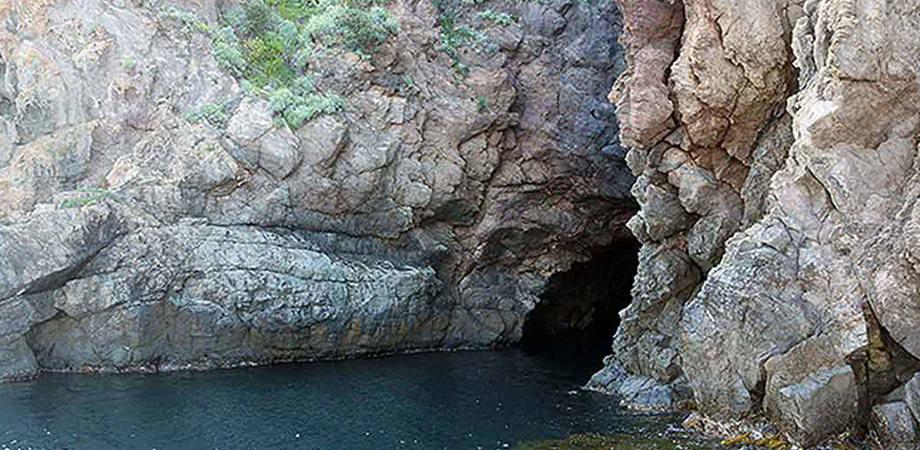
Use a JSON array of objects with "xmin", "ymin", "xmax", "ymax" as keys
[{"xmin": 513, "ymin": 434, "xmax": 720, "ymax": 450}]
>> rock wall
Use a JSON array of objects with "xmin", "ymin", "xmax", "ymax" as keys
[
  {"xmin": 592, "ymin": 0, "xmax": 920, "ymax": 447},
  {"xmin": 0, "ymin": 0, "xmax": 635, "ymax": 379}
]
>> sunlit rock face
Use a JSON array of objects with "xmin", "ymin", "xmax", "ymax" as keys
[
  {"xmin": 0, "ymin": 0, "xmax": 636, "ymax": 379},
  {"xmin": 593, "ymin": 0, "xmax": 920, "ymax": 446}
]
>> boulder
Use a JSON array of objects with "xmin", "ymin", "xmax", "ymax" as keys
[{"xmin": 871, "ymin": 401, "xmax": 920, "ymax": 450}]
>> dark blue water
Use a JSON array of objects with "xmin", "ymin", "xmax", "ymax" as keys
[{"xmin": 0, "ymin": 349, "xmax": 685, "ymax": 450}]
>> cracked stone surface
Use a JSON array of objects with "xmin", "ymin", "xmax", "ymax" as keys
[
  {"xmin": 592, "ymin": 0, "xmax": 920, "ymax": 447},
  {"xmin": 0, "ymin": 1, "xmax": 635, "ymax": 379}
]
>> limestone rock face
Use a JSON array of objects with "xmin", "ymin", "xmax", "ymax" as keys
[
  {"xmin": 595, "ymin": 0, "xmax": 920, "ymax": 446},
  {"xmin": 0, "ymin": 1, "xmax": 634, "ymax": 378}
]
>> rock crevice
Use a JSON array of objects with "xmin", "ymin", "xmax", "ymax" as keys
[{"xmin": 596, "ymin": 0, "xmax": 920, "ymax": 447}]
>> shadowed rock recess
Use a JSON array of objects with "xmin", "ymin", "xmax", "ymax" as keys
[
  {"xmin": 521, "ymin": 238, "xmax": 638, "ymax": 353},
  {"xmin": 588, "ymin": 0, "xmax": 920, "ymax": 448},
  {"xmin": 0, "ymin": 0, "xmax": 635, "ymax": 380}
]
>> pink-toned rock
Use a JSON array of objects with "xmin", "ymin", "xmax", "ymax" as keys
[{"xmin": 595, "ymin": 0, "xmax": 920, "ymax": 447}]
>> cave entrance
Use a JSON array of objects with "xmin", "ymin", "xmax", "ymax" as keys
[{"xmin": 520, "ymin": 237, "xmax": 639, "ymax": 363}]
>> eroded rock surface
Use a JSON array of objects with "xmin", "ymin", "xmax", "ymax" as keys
[
  {"xmin": 594, "ymin": 0, "xmax": 920, "ymax": 447},
  {"xmin": 0, "ymin": 0, "xmax": 635, "ymax": 378}
]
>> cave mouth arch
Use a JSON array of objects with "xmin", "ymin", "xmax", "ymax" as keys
[{"xmin": 520, "ymin": 237, "xmax": 639, "ymax": 361}]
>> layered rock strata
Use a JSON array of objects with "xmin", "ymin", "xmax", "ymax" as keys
[{"xmin": 0, "ymin": 0, "xmax": 635, "ymax": 379}]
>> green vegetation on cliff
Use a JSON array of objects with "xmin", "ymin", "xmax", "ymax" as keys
[
  {"xmin": 215, "ymin": 0, "xmax": 399, "ymax": 82},
  {"xmin": 167, "ymin": 0, "xmax": 398, "ymax": 129},
  {"xmin": 60, "ymin": 188, "xmax": 114, "ymax": 209},
  {"xmin": 216, "ymin": 0, "xmax": 397, "ymax": 127},
  {"xmin": 431, "ymin": 0, "xmax": 517, "ymax": 77}
]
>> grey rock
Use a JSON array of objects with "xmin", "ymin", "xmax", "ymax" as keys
[
  {"xmin": 587, "ymin": 359, "xmax": 691, "ymax": 411},
  {"xmin": 26, "ymin": 224, "xmax": 446, "ymax": 371},
  {"xmin": 771, "ymin": 366, "xmax": 859, "ymax": 447},
  {"xmin": 0, "ymin": 0, "xmax": 635, "ymax": 379},
  {"xmin": 638, "ymin": 181, "xmax": 693, "ymax": 241},
  {"xmin": 905, "ymin": 374, "xmax": 920, "ymax": 426},
  {"xmin": 596, "ymin": 0, "xmax": 920, "ymax": 447},
  {"xmin": 871, "ymin": 401, "xmax": 919, "ymax": 450}
]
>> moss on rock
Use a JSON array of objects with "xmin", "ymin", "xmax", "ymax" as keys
[{"xmin": 513, "ymin": 434, "xmax": 719, "ymax": 450}]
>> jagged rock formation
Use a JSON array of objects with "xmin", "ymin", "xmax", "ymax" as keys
[
  {"xmin": 591, "ymin": 0, "xmax": 920, "ymax": 447},
  {"xmin": 0, "ymin": 0, "xmax": 635, "ymax": 379}
]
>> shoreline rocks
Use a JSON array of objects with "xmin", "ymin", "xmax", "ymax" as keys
[{"xmin": 597, "ymin": 0, "xmax": 920, "ymax": 447}]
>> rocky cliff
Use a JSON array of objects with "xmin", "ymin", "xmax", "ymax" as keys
[
  {"xmin": 0, "ymin": 0, "xmax": 635, "ymax": 379},
  {"xmin": 6, "ymin": 0, "xmax": 918, "ymax": 447},
  {"xmin": 590, "ymin": 0, "xmax": 920, "ymax": 448}
]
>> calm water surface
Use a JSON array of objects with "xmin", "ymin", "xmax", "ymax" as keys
[{"xmin": 0, "ymin": 349, "xmax": 700, "ymax": 450}]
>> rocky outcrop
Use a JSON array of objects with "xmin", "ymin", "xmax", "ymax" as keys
[
  {"xmin": 0, "ymin": 0, "xmax": 635, "ymax": 379},
  {"xmin": 593, "ymin": 0, "xmax": 920, "ymax": 447}
]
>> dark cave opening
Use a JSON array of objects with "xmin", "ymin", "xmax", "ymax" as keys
[{"xmin": 520, "ymin": 237, "xmax": 640, "ymax": 363}]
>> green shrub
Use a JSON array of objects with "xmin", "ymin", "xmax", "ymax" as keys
[
  {"xmin": 192, "ymin": 0, "xmax": 399, "ymax": 127},
  {"xmin": 268, "ymin": 87, "xmax": 299, "ymax": 112},
  {"xmin": 263, "ymin": 75, "xmax": 335, "ymax": 128},
  {"xmin": 186, "ymin": 102, "xmax": 231, "ymax": 126},
  {"xmin": 282, "ymin": 93, "xmax": 345, "ymax": 128},
  {"xmin": 218, "ymin": 0, "xmax": 399, "ymax": 88},
  {"xmin": 121, "ymin": 56, "xmax": 137, "ymax": 71},
  {"xmin": 432, "ymin": 0, "xmax": 493, "ymax": 77},
  {"xmin": 436, "ymin": 9, "xmax": 482, "ymax": 60},
  {"xmin": 242, "ymin": 0, "xmax": 276, "ymax": 34},
  {"xmin": 162, "ymin": 6, "xmax": 209, "ymax": 32},
  {"xmin": 478, "ymin": 10, "xmax": 515, "ymax": 26},
  {"xmin": 303, "ymin": 1, "xmax": 399, "ymax": 56},
  {"xmin": 242, "ymin": 32, "xmax": 296, "ymax": 87},
  {"xmin": 60, "ymin": 188, "xmax": 114, "ymax": 209},
  {"xmin": 476, "ymin": 95, "xmax": 488, "ymax": 112},
  {"xmin": 212, "ymin": 28, "xmax": 249, "ymax": 75},
  {"xmin": 267, "ymin": 0, "xmax": 317, "ymax": 21}
]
